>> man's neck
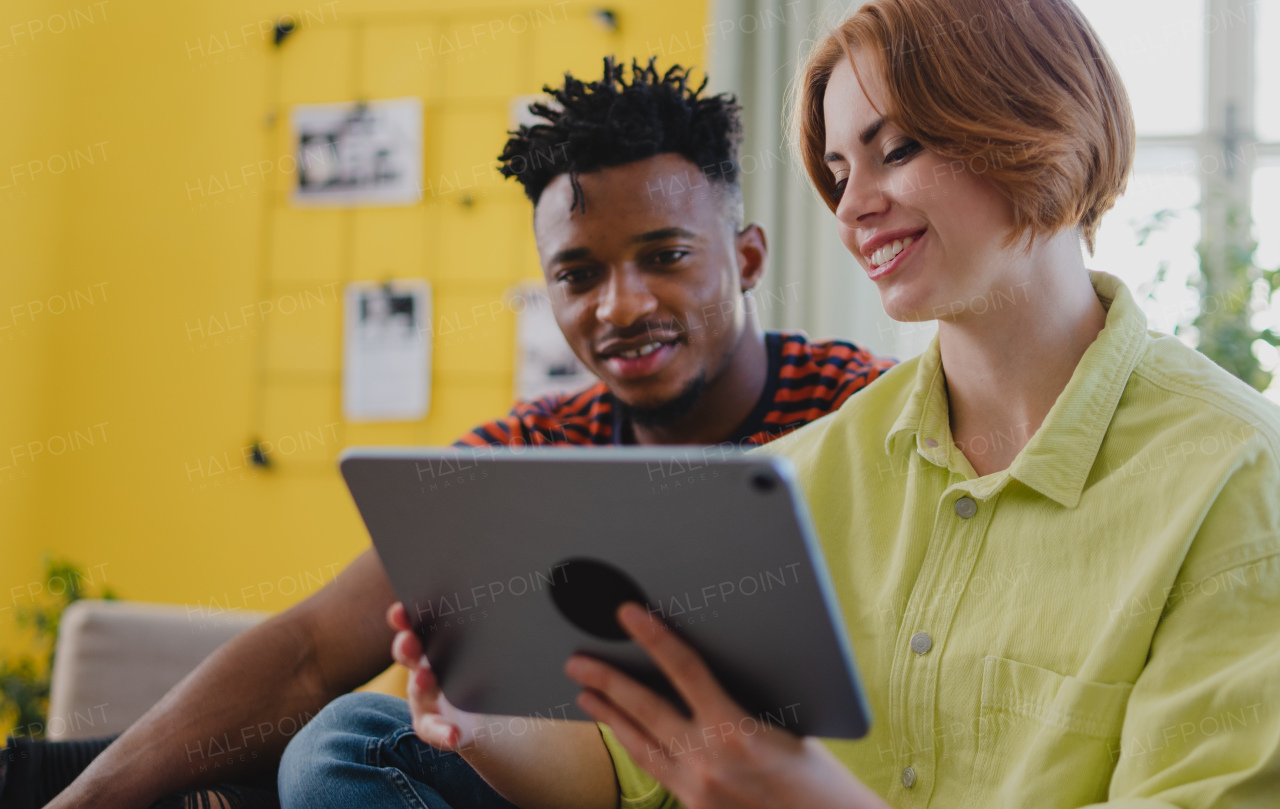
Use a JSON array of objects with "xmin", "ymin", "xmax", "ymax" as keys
[{"xmin": 630, "ymin": 326, "xmax": 769, "ymax": 446}]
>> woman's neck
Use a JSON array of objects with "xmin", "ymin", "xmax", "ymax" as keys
[{"xmin": 938, "ymin": 231, "xmax": 1108, "ymax": 477}]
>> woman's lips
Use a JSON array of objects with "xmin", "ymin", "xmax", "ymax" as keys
[
  {"xmin": 601, "ymin": 341, "xmax": 680, "ymax": 380},
  {"xmin": 867, "ymin": 230, "xmax": 926, "ymax": 281}
]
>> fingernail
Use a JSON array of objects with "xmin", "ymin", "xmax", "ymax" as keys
[{"xmin": 423, "ymin": 717, "xmax": 456, "ymax": 747}]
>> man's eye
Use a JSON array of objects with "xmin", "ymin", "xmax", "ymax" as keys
[
  {"xmin": 830, "ymin": 178, "xmax": 848, "ymax": 202},
  {"xmin": 653, "ymin": 249, "xmax": 690, "ymax": 265},
  {"xmin": 558, "ymin": 268, "xmax": 594, "ymax": 285},
  {"xmin": 885, "ymin": 140, "xmax": 922, "ymax": 165}
]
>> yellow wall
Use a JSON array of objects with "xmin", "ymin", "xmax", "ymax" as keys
[
  {"xmin": 1, "ymin": 0, "xmax": 705, "ymax": 657},
  {"xmin": 0, "ymin": 0, "xmax": 75, "ymax": 657}
]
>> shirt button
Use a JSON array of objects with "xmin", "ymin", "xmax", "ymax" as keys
[
  {"xmin": 925, "ymin": 437, "xmax": 938, "ymax": 448},
  {"xmin": 954, "ymin": 496, "xmax": 977, "ymax": 519},
  {"xmin": 901, "ymin": 766, "xmax": 917, "ymax": 788},
  {"xmin": 910, "ymin": 631, "xmax": 932, "ymax": 654}
]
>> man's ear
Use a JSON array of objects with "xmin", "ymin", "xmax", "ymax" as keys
[{"xmin": 736, "ymin": 223, "xmax": 768, "ymax": 293}]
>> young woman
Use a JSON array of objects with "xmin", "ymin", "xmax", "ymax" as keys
[
  {"xmin": 323, "ymin": 1, "xmax": 1280, "ymax": 807},
  {"xmin": 567, "ymin": 0, "xmax": 1280, "ymax": 805}
]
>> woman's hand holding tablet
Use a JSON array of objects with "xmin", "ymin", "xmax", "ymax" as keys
[{"xmin": 566, "ymin": 603, "xmax": 889, "ymax": 809}]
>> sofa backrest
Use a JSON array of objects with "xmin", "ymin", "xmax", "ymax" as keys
[{"xmin": 46, "ymin": 599, "xmax": 268, "ymax": 740}]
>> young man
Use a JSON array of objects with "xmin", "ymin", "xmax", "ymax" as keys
[{"xmin": 3, "ymin": 58, "xmax": 893, "ymax": 809}]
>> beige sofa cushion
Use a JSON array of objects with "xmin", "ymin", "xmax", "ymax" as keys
[{"xmin": 47, "ymin": 600, "xmax": 267, "ymax": 740}]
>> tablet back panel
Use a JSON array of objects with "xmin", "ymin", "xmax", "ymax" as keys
[{"xmin": 341, "ymin": 446, "xmax": 870, "ymax": 739}]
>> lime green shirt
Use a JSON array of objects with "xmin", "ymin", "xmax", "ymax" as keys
[{"xmin": 603, "ymin": 272, "xmax": 1280, "ymax": 808}]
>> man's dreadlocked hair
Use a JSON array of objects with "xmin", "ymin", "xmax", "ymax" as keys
[{"xmin": 498, "ymin": 57, "xmax": 744, "ymax": 218}]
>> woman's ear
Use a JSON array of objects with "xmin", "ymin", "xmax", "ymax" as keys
[{"xmin": 736, "ymin": 223, "xmax": 769, "ymax": 292}]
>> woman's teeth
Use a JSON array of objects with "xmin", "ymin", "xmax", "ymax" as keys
[
  {"xmin": 871, "ymin": 235, "xmax": 914, "ymax": 267},
  {"xmin": 617, "ymin": 342, "xmax": 665, "ymax": 359}
]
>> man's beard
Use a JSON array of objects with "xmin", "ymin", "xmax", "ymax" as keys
[{"xmin": 620, "ymin": 373, "xmax": 709, "ymax": 429}]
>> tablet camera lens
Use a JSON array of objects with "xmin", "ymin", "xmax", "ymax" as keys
[
  {"xmin": 550, "ymin": 558, "xmax": 650, "ymax": 641},
  {"xmin": 750, "ymin": 471, "xmax": 777, "ymax": 493}
]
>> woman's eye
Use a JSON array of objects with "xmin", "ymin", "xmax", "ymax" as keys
[
  {"xmin": 885, "ymin": 140, "xmax": 922, "ymax": 165},
  {"xmin": 830, "ymin": 178, "xmax": 848, "ymax": 202}
]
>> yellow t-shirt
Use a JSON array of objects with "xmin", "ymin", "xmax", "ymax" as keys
[{"xmin": 602, "ymin": 272, "xmax": 1280, "ymax": 808}]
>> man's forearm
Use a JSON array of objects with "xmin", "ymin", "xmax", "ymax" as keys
[
  {"xmin": 46, "ymin": 547, "xmax": 398, "ymax": 809},
  {"xmin": 45, "ymin": 615, "xmax": 334, "ymax": 808}
]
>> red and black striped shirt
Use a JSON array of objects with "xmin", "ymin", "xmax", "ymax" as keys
[{"xmin": 455, "ymin": 332, "xmax": 896, "ymax": 449}]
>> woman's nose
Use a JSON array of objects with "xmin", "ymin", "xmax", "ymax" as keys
[{"xmin": 836, "ymin": 164, "xmax": 889, "ymax": 227}]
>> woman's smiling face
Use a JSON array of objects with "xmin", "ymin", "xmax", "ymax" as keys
[{"xmin": 822, "ymin": 53, "xmax": 1025, "ymax": 323}]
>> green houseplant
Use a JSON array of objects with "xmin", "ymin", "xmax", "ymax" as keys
[
  {"xmin": 1187, "ymin": 208, "xmax": 1280, "ymax": 391},
  {"xmin": 0, "ymin": 557, "xmax": 117, "ymax": 739},
  {"xmin": 1137, "ymin": 205, "xmax": 1279, "ymax": 391}
]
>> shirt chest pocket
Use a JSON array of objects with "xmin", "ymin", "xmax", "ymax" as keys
[{"xmin": 963, "ymin": 656, "xmax": 1133, "ymax": 809}]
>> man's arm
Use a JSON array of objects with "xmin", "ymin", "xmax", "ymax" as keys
[{"xmin": 47, "ymin": 548, "xmax": 397, "ymax": 809}]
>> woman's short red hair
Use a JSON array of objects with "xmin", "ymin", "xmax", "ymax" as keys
[{"xmin": 792, "ymin": 0, "xmax": 1134, "ymax": 252}]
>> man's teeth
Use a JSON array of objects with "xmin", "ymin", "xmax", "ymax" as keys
[
  {"xmin": 871, "ymin": 235, "xmax": 914, "ymax": 267},
  {"xmin": 617, "ymin": 342, "xmax": 666, "ymax": 360}
]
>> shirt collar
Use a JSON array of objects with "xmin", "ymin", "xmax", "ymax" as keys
[{"xmin": 885, "ymin": 271, "xmax": 1150, "ymax": 508}]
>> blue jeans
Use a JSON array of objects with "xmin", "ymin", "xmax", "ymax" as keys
[{"xmin": 278, "ymin": 693, "xmax": 521, "ymax": 809}]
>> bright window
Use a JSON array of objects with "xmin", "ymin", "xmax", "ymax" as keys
[
  {"xmin": 1253, "ymin": 164, "xmax": 1280, "ymax": 401},
  {"xmin": 1074, "ymin": 0, "xmax": 1206, "ymax": 136},
  {"xmin": 1074, "ymin": 0, "xmax": 1208, "ymax": 333},
  {"xmin": 1255, "ymin": 165, "xmax": 1280, "ymax": 270},
  {"xmin": 1074, "ymin": 0, "xmax": 1280, "ymax": 399},
  {"xmin": 1089, "ymin": 149, "xmax": 1201, "ymax": 335},
  {"xmin": 1257, "ymin": 0, "xmax": 1280, "ymax": 141}
]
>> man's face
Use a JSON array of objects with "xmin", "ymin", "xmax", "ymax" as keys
[{"xmin": 533, "ymin": 153, "xmax": 763, "ymax": 413}]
